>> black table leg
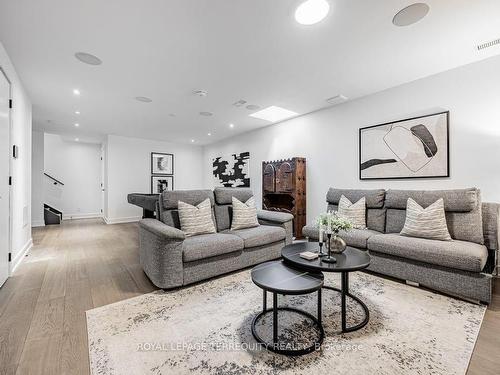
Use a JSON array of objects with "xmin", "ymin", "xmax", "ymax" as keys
[
  {"xmin": 341, "ymin": 272, "xmax": 348, "ymax": 332},
  {"xmin": 318, "ymin": 288, "xmax": 322, "ymax": 325},
  {"xmin": 273, "ymin": 293, "xmax": 278, "ymax": 345},
  {"xmin": 263, "ymin": 290, "xmax": 267, "ymax": 312}
]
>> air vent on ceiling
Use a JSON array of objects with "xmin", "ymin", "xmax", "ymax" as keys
[
  {"xmin": 326, "ymin": 94, "xmax": 348, "ymax": 105},
  {"xmin": 232, "ymin": 100, "xmax": 247, "ymax": 107},
  {"xmin": 477, "ymin": 38, "xmax": 500, "ymax": 51}
]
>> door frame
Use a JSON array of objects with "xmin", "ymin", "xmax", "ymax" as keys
[{"xmin": 0, "ymin": 66, "xmax": 12, "ymax": 279}]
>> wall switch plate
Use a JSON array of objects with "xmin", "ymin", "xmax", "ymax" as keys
[{"xmin": 13, "ymin": 145, "xmax": 19, "ymax": 158}]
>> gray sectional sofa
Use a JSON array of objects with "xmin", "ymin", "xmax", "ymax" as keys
[
  {"xmin": 303, "ymin": 188, "xmax": 499, "ymax": 304},
  {"xmin": 139, "ymin": 188, "xmax": 293, "ymax": 289}
]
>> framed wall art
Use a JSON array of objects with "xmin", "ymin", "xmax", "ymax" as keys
[
  {"xmin": 359, "ymin": 111, "xmax": 449, "ymax": 180},
  {"xmin": 151, "ymin": 152, "xmax": 174, "ymax": 175}
]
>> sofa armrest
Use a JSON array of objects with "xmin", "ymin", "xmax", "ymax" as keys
[
  {"xmin": 257, "ymin": 210, "xmax": 294, "ymax": 245},
  {"xmin": 257, "ymin": 210, "xmax": 294, "ymax": 224},
  {"xmin": 138, "ymin": 219, "xmax": 185, "ymax": 289}
]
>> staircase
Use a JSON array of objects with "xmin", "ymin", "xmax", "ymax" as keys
[{"xmin": 44, "ymin": 204, "xmax": 62, "ymax": 225}]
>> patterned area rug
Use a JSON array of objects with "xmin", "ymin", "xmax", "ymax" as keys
[{"xmin": 87, "ymin": 269, "xmax": 485, "ymax": 375}]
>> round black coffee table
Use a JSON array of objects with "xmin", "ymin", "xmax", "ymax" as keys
[
  {"xmin": 251, "ymin": 260, "xmax": 325, "ymax": 356},
  {"xmin": 282, "ymin": 242, "xmax": 371, "ymax": 333}
]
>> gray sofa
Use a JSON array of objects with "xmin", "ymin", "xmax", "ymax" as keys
[
  {"xmin": 139, "ymin": 188, "xmax": 294, "ymax": 289},
  {"xmin": 303, "ymin": 188, "xmax": 499, "ymax": 304}
]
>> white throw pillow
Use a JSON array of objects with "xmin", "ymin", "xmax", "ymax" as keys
[
  {"xmin": 338, "ymin": 195, "xmax": 366, "ymax": 229},
  {"xmin": 400, "ymin": 198, "xmax": 452, "ymax": 241},
  {"xmin": 231, "ymin": 196, "xmax": 259, "ymax": 230},
  {"xmin": 178, "ymin": 198, "xmax": 216, "ymax": 237}
]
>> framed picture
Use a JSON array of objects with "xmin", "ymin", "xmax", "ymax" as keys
[
  {"xmin": 151, "ymin": 175, "xmax": 174, "ymax": 194},
  {"xmin": 212, "ymin": 152, "xmax": 250, "ymax": 187},
  {"xmin": 151, "ymin": 152, "xmax": 174, "ymax": 175},
  {"xmin": 359, "ymin": 111, "xmax": 449, "ymax": 180}
]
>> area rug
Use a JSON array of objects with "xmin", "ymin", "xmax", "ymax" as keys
[{"xmin": 86, "ymin": 268, "xmax": 485, "ymax": 375}]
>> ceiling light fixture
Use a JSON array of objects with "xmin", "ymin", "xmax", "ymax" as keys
[
  {"xmin": 135, "ymin": 96, "xmax": 152, "ymax": 103},
  {"xmin": 73, "ymin": 89, "xmax": 80, "ymax": 95},
  {"xmin": 392, "ymin": 3, "xmax": 430, "ymax": 27},
  {"xmin": 75, "ymin": 110, "xmax": 80, "ymax": 115},
  {"xmin": 326, "ymin": 94, "xmax": 348, "ymax": 105},
  {"xmin": 74, "ymin": 123, "xmax": 80, "ymax": 127},
  {"xmin": 191, "ymin": 139, "xmax": 195, "ymax": 143},
  {"xmin": 249, "ymin": 105, "xmax": 298, "ymax": 123},
  {"xmin": 75, "ymin": 138, "xmax": 79, "ymax": 142},
  {"xmin": 199, "ymin": 111, "xmax": 213, "ymax": 117},
  {"xmin": 207, "ymin": 132, "xmax": 212, "ymax": 136},
  {"xmin": 229, "ymin": 123, "xmax": 235, "ymax": 128},
  {"xmin": 193, "ymin": 90, "xmax": 208, "ymax": 97},
  {"xmin": 246, "ymin": 104, "xmax": 260, "ymax": 110},
  {"xmin": 295, "ymin": 0, "xmax": 330, "ymax": 26},
  {"xmin": 75, "ymin": 52, "xmax": 102, "ymax": 65}
]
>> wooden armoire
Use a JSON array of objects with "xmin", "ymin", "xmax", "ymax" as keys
[{"xmin": 262, "ymin": 158, "xmax": 306, "ymax": 239}]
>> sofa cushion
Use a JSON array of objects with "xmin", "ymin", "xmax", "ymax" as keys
[
  {"xmin": 400, "ymin": 198, "xmax": 452, "ymax": 241},
  {"xmin": 178, "ymin": 199, "xmax": 216, "ymax": 237},
  {"xmin": 367, "ymin": 233, "xmax": 488, "ymax": 272},
  {"xmin": 162, "ymin": 189, "xmax": 215, "ymax": 210},
  {"xmin": 326, "ymin": 188, "xmax": 385, "ymax": 208},
  {"xmin": 224, "ymin": 225, "xmax": 286, "ymax": 248},
  {"xmin": 231, "ymin": 197, "xmax": 259, "ymax": 230},
  {"xmin": 182, "ymin": 233, "xmax": 244, "ymax": 262},
  {"xmin": 302, "ymin": 225, "xmax": 380, "ymax": 249},
  {"xmin": 338, "ymin": 195, "xmax": 366, "ymax": 229},
  {"xmin": 385, "ymin": 188, "xmax": 479, "ymax": 212},
  {"xmin": 214, "ymin": 187, "xmax": 254, "ymax": 205},
  {"xmin": 327, "ymin": 204, "xmax": 386, "ymax": 233}
]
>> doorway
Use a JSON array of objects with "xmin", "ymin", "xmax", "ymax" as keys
[{"xmin": 0, "ymin": 68, "xmax": 11, "ymax": 287}]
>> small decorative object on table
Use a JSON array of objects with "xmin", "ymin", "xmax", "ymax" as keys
[
  {"xmin": 299, "ymin": 251, "xmax": 319, "ymax": 260},
  {"xmin": 315, "ymin": 212, "xmax": 353, "ymax": 263}
]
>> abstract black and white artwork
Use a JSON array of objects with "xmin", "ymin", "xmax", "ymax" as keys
[
  {"xmin": 151, "ymin": 152, "xmax": 173, "ymax": 175},
  {"xmin": 151, "ymin": 176, "xmax": 174, "ymax": 194},
  {"xmin": 212, "ymin": 152, "xmax": 250, "ymax": 187},
  {"xmin": 359, "ymin": 111, "xmax": 449, "ymax": 180}
]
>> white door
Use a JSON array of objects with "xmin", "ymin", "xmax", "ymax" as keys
[{"xmin": 0, "ymin": 69, "xmax": 10, "ymax": 287}]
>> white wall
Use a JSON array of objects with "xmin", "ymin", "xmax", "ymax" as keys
[
  {"xmin": 105, "ymin": 135, "xmax": 204, "ymax": 223},
  {"xmin": 31, "ymin": 130, "xmax": 44, "ymax": 226},
  {"xmin": 203, "ymin": 55, "xmax": 500, "ymax": 225},
  {"xmin": 44, "ymin": 133, "xmax": 102, "ymax": 219},
  {"xmin": 0, "ymin": 42, "xmax": 32, "ymax": 272}
]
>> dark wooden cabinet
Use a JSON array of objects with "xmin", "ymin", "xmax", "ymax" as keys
[{"xmin": 262, "ymin": 158, "xmax": 306, "ymax": 239}]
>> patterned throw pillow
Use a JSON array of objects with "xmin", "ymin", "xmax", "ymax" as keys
[
  {"xmin": 231, "ymin": 197, "xmax": 260, "ymax": 230},
  {"xmin": 338, "ymin": 195, "xmax": 366, "ymax": 229},
  {"xmin": 178, "ymin": 198, "xmax": 216, "ymax": 237},
  {"xmin": 400, "ymin": 198, "xmax": 452, "ymax": 241}
]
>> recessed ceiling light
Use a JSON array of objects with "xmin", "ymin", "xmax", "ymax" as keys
[
  {"xmin": 249, "ymin": 106, "xmax": 298, "ymax": 123},
  {"xmin": 191, "ymin": 139, "xmax": 195, "ymax": 143},
  {"xmin": 229, "ymin": 123, "xmax": 235, "ymax": 128},
  {"xmin": 74, "ymin": 123, "xmax": 79, "ymax": 127},
  {"xmin": 246, "ymin": 104, "xmax": 260, "ymax": 110},
  {"xmin": 73, "ymin": 89, "xmax": 80, "ymax": 95},
  {"xmin": 232, "ymin": 100, "xmax": 247, "ymax": 107},
  {"xmin": 393, "ymin": 3, "xmax": 430, "ymax": 27},
  {"xmin": 169, "ymin": 113, "xmax": 176, "ymax": 117},
  {"xmin": 207, "ymin": 132, "xmax": 212, "ymax": 136},
  {"xmin": 75, "ymin": 138, "xmax": 79, "ymax": 142},
  {"xmin": 75, "ymin": 52, "xmax": 102, "ymax": 65},
  {"xmin": 75, "ymin": 110, "xmax": 80, "ymax": 115},
  {"xmin": 295, "ymin": 0, "xmax": 330, "ymax": 26},
  {"xmin": 135, "ymin": 96, "xmax": 152, "ymax": 103},
  {"xmin": 199, "ymin": 111, "xmax": 213, "ymax": 117}
]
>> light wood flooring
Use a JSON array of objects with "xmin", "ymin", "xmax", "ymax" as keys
[{"xmin": 0, "ymin": 219, "xmax": 498, "ymax": 374}]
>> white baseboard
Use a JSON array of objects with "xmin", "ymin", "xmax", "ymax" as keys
[
  {"xmin": 10, "ymin": 238, "xmax": 33, "ymax": 275},
  {"xmin": 31, "ymin": 220, "xmax": 45, "ymax": 228},
  {"xmin": 103, "ymin": 216, "xmax": 142, "ymax": 224},
  {"xmin": 62, "ymin": 213, "xmax": 103, "ymax": 220}
]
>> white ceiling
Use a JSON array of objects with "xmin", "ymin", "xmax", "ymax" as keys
[{"xmin": 1, "ymin": 0, "xmax": 499, "ymax": 145}]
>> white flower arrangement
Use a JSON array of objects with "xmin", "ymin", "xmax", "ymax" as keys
[{"xmin": 315, "ymin": 211, "xmax": 353, "ymax": 234}]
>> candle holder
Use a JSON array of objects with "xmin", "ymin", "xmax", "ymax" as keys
[
  {"xmin": 321, "ymin": 232, "xmax": 337, "ymax": 264},
  {"xmin": 318, "ymin": 240, "xmax": 326, "ymax": 257}
]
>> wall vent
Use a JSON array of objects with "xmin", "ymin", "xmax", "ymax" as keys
[{"xmin": 477, "ymin": 38, "xmax": 500, "ymax": 51}]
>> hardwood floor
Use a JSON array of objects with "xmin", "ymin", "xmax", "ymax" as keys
[{"xmin": 0, "ymin": 219, "xmax": 498, "ymax": 374}]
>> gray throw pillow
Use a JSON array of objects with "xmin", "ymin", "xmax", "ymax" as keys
[
  {"xmin": 400, "ymin": 198, "xmax": 452, "ymax": 241},
  {"xmin": 231, "ymin": 197, "xmax": 259, "ymax": 230},
  {"xmin": 338, "ymin": 195, "xmax": 366, "ymax": 229},
  {"xmin": 178, "ymin": 198, "xmax": 216, "ymax": 237}
]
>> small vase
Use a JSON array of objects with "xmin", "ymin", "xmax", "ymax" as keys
[{"xmin": 330, "ymin": 235, "xmax": 347, "ymax": 254}]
